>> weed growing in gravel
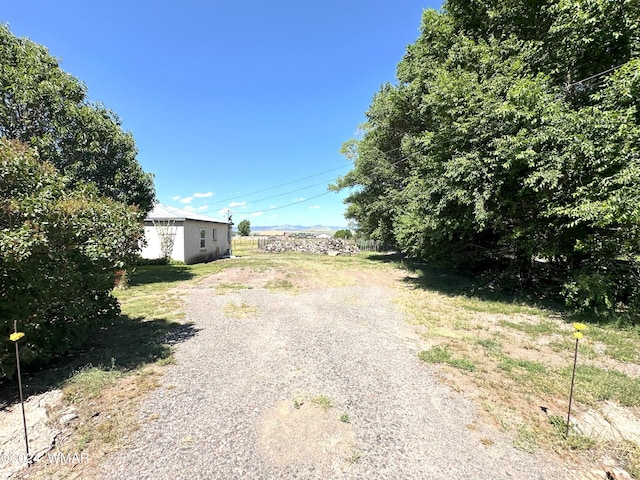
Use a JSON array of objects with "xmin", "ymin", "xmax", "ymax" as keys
[
  {"xmin": 264, "ymin": 279, "xmax": 296, "ymax": 292},
  {"xmin": 224, "ymin": 301, "xmax": 258, "ymax": 319},
  {"xmin": 340, "ymin": 413, "xmax": 350, "ymax": 423},
  {"xmin": 216, "ymin": 282, "xmax": 253, "ymax": 294},
  {"xmin": 345, "ymin": 450, "xmax": 362, "ymax": 464},
  {"xmin": 311, "ymin": 395, "xmax": 333, "ymax": 411}
]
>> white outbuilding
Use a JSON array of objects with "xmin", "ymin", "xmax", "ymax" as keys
[{"xmin": 141, "ymin": 204, "xmax": 232, "ymax": 264}]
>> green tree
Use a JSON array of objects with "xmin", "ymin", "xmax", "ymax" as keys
[
  {"xmin": 0, "ymin": 25, "xmax": 155, "ymax": 213},
  {"xmin": 335, "ymin": 2, "xmax": 640, "ymax": 315},
  {"xmin": 237, "ymin": 220, "xmax": 251, "ymax": 236},
  {"xmin": 0, "ymin": 140, "xmax": 144, "ymax": 376},
  {"xmin": 334, "ymin": 229, "xmax": 353, "ymax": 239}
]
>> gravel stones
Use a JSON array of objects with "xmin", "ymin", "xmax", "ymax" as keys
[{"xmin": 100, "ymin": 270, "xmax": 569, "ymax": 479}]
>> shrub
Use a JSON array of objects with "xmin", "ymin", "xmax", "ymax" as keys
[{"xmin": 0, "ymin": 140, "xmax": 144, "ymax": 377}]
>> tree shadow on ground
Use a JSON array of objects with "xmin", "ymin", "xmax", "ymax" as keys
[
  {"xmin": 367, "ymin": 252, "xmax": 567, "ymax": 314},
  {"xmin": 0, "ymin": 314, "xmax": 199, "ymax": 406},
  {"xmin": 127, "ymin": 264, "xmax": 197, "ymax": 287}
]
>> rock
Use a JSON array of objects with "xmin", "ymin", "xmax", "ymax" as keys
[
  {"xmin": 58, "ymin": 412, "xmax": 78, "ymax": 425},
  {"xmin": 0, "ymin": 390, "xmax": 63, "ymax": 477},
  {"xmin": 261, "ymin": 237, "xmax": 359, "ymax": 256}
]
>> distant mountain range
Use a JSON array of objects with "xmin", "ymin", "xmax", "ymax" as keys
[{"xmin": 244, "ymin": 225, "xmax": 349, "ymax": 233}]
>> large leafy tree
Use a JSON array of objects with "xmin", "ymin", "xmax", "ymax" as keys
[
  {"xmin": 336, "ymin": 1, "xmax": 640, "ymax": 314},
  {"xmin": 0, "ymin": 140, "xmax": 145, "ymax": 376},
  {"xmin": 0, "ymin": 27, "xmax": 156, "ymax": 376},
  {"xmin": 237, "ymin": 220, "xmax": 251, "ymax": 236},
  {"xmin": 0, "ymin": 24, "xmax": 155, "ymax": 213}
]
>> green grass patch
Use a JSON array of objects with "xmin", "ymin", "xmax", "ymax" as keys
[
  {"xmin": 476, "ymin": 337, "xmax": 502, "ymax": 353},
  {"xmin": 562, "ymin": 365, "xmax": 640, "ymax": 407},
  {"xmin": 419, "ymin": 346, "xmax": 477, "ymax": 372},
  {"xmin": 549, "ymin": 337, "xmax": 598, "ymax": 359},
  {"xmin": 586, "ymin": 326, "xmax": 640, "ymax": 363},
  {"xmin": 498, "ymin": 357, "xmax": 547, "ymax": 374},
  {"xmin": 63, "ymin": 365, "xmax": 123, "ymax": 403}
]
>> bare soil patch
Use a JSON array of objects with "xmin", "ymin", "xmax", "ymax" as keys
[{"xmin": 257, "ymin": 397, "xmax": 357, "ymax": 474}]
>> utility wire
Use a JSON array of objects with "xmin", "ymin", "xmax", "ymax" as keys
[
  {"xmin": 240, "ymin": 155, "xmax": 413, "ymax": 215},
  {"xmin": 181, "ymin": 146, "xmax": 405, "ymax": 209},
  {"xmin": 244, "ymin": 191, "xmax": 334, "ymax": 214},
  {"xmin": 565, "ymin": 63, "xmax": 627, "ymax": 88},
  {"xmin": 185, "ymin": 163, "xmax": 352, "ymax": 209}
]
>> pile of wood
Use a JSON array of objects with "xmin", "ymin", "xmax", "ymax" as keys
[{"xmin": 261, "ymin": 237, "xmax": 359, "ymax": 255}]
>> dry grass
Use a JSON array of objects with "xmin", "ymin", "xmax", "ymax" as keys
[
  {"xmin": 224, "ymin": 301, "xmax": 259, "ymax": 318},
  {"xmin": 398, "ymin": 265, "xmax": 640, "ymax": 475}
]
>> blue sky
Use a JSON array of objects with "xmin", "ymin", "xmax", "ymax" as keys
[{"xmin": 3, "ymin": 1, "xmax": 441, "ymax": 226}]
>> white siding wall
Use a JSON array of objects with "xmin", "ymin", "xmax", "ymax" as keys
[
  {"xmin": 141, "ymin": 223, "xmax": 185, "ymax": 262},
  {"xmin": 183, "ymin": 220, "xmax": 231, "ymax": 264},
  {"xmin": 142, "ymin": 220, "xmax": 230, "ymax": 264}
]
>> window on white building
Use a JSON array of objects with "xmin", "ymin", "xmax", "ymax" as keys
[
  {"xmin": 212, "ymin": 228, "xmax": 217, "ymax": 241},
  {"xmin": 200, "ymin": 229, "xmax": 206, "ymax": 249}
]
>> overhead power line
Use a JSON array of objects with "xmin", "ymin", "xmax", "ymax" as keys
[
  {"xmin": 243, "ymin": 190, "xmax": 334, "ymax": 215},
  {"xmin": 565, "ymin": 63, "xmax": 627, "ymax": 88},
  {"xmin": 178, "ymin": 147, "xmax": 408, "ymax": 215},
  {"xmin": 186, "ymin": 163, "xmax": 352, "ymax": 209},
  {"xmin": 240, "ymin": 154, "xmax": 413, "ymax": 215}
]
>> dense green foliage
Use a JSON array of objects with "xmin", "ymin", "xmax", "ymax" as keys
[
  {"xmin": 334, "ymin": 229, "xmax": 353, "ymax": 239},
  {"xmin": 335, "ymin": 1, "xmax": 640, "ymax": 315},
  {"xmin": 0, "ymin": 27, "xmax": 157, "ymax": 377},
  {"xmin": 237, "ymin": 219, "xmax": 251, "ymax": 236},
  {"xmin": 0, "ymin": 140, "xmax": 145, "ymax": 377},
  {"xmin": 0, "ymin": 24, "xmax": 155, "ymax": 213}
]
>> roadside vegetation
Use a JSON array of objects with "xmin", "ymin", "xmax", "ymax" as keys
[
  {"xmin": 400, "ymin": 262, "xmax": 640, "ymax": 476},
  {"xmin": 2, "ymin": 243, "xmax": 639, "ymax": 477},
  {"xmin": 334, "ymin": 0, "xmax": 640, "ymax": 318}
]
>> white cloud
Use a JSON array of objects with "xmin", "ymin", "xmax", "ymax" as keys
[
  {"xmin": 180, "ymin": 197, "xmax": 194, "ymax": 204},
  {"xmin": 197, "ymin": 205, "xmax": 209, "ymax": 211},
  {"xmin": 229, "ymin": 201, "xmax": 246, "ymax": 208},
  {"xmin": 269, "ymin": 205, "xmax": 276, "ymax": 209},
  {"xmin": 251, "ymin": 212, "xmax": 263, "ymax": 217},
  {"xmin": 183, "ymin": 205, "xmax": 195, "ymax": 212},
  {"xmin": 171, "ymin": 195, "xmax": 181, "ymax": 200},
  {"xmin": 193, "ymin": 192, "xmax": 214, "ymax": 198},
  {"xmin": 218, "ymin": 208, "xmax": 231, "ymax": 217},
  {"xmin": 309, "ymin": 205, "xmax": 320, "ymax": 209},
  {"xmin": 293, "ymin": 197, "xmax": 305, "ymax": 202}
]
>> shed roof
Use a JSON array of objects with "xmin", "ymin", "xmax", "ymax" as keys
[{"xmin": 146, "ymin": 204, "xmax": 230, "ymax": 224}]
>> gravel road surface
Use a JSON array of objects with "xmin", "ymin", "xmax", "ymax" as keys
[{"xmin": 101, "ymin": 272, "xmax": 568, "ymax": 479}]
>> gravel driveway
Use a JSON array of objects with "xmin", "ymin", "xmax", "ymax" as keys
[{"xmin": 101, "ymin": 269, "xmax": 568, "ymax": 479}]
